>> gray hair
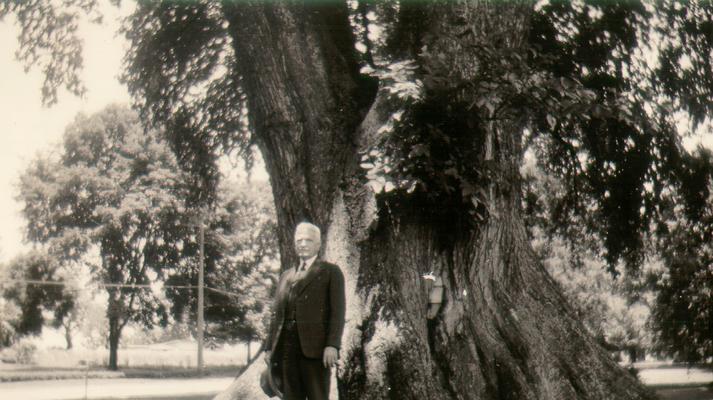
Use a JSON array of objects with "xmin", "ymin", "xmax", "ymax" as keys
[{"xmin": 295, "ymin": 222, "xmax": 321, "ymax": 241}]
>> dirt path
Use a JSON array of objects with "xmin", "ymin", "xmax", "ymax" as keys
[
  {"xmin": 656, "ymin": 387, "xmax": 713, "ymax": 400},
  {"xmin": 0, "ymin": 376, "xmax": 234, "ymax": 400},
  {"xmin": 1, "ymin": 365, "xmax": 711, "ymax": 400}
]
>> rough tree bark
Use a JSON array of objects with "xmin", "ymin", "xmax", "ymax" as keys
[{"xmin": 215, "ymin": 2, "xmax": 656, "ymax": 399}]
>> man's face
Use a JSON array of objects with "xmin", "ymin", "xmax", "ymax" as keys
[{"xmin": 294, "ymin": 226, "xmax": 321, "ymax": 260}]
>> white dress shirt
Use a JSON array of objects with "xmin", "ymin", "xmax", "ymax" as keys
[{"xmin": 294, "ymin": 255, "xmax": 317, "ymax": 282}]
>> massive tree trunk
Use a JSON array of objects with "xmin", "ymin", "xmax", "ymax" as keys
[{"xmin": 216, "ymin": 2, "xmax": 655, "ymax": 399}]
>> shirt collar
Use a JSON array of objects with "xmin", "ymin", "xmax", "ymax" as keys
[{"xmin": 300, "ymin": 255, "xmax": 318, "ymax": 271}]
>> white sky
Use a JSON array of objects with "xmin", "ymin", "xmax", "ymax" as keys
[
  {"xmin": 0, "ymin": 2, "xmax": 267, "ymax": 264},
  {"xmin": 0, "ymin": 3, "xmax": 132, "ymax": 262}
]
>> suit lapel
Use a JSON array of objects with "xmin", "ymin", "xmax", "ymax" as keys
[
  {"xmin": 270, "ymin": 268, "xmax": 296, "ymax": 352},
  {"xmin": 277, "ymin": 269, "xmax": 296, "ymax": 309},
  {"xmin": 295, "ymin": 259, "xmax": 322, "ymax": 296}
]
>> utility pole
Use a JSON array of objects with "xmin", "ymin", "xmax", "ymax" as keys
[{"xmin": 196, "ymin": 213, "xmax": 205, "ymax": 373}]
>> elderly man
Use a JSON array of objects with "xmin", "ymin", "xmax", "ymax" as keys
[{"xmin": 263, "ymin": 222, "xmax": 346, "ymax": 400}]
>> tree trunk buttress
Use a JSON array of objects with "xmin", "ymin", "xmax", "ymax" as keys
[{"xmin": 215, "ymin": 2, "xmax": 657, "ymax": 400}]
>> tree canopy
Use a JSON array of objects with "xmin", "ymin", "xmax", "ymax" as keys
[
  {"xmin": 165, "ymin": 180, "xmax": 279, "ymax": 344},
  {"xmin": 17, "ymin": 104, "xmax": 192, "ymax": 368},
  {"xmin": 651, "ymin": 186, "xmax": 713, "ymax": 362},
  {"xmin": 15, "ymin": 103, "xmax": 280, "ymax": 366},
  {"xmin": 1, "ymin": 251, "xmax": 75, "ymax": 339}
]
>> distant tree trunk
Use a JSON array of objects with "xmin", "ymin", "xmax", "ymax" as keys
[
  {"xmin": 215, "ymin": 2, "xmax": 656, "ymax": 399},
  {"xmin": 628, "ymin": 347, "xmax": 639, "ymax": 364},
  {"xmin": 63, "ymin": 321, "xmax": 73, "ymax": 350},
  {"xmin": 107, "ymin": 290, "xmax": 125, "ymax": 371},
  {"xmin": 108, "ymin": 315, "xmax": 120, "ymax": 370}
]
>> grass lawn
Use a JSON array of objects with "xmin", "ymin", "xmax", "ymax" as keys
[
  {"xmin": 28, "ymin": 340, "xmax": 255, "ymax": 369},
  {"xmin": 121, "ymin": 365, "xmax": 243, "ymax": 379},
  {"xmin": 0, "ymin": 339, "xmax": 254, "ymax": 382}
]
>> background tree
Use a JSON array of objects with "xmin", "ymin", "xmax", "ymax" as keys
[
  {"xmin": 537, "ymin": 233, "xmax": 653, "ymax": 363},
  {"xmin": 523, "ymin": 149, "xmax": 655, "ymax": 363},
  {"xmin": 650, "ymin": 184, "xmax": 713, "ymax": 363},
  {"xmin": 0, "ymin": 296, "xmax": 20, "ymax": 347},
  {"xmin": 17, "ymin": 104, "xmax": 192, "ymax": 370},
  {"xmin": 51, "ymin": 263, "xmax": 96, "ymax": 350},
  {"xmin": 164, "ymin": 180, "xmax": 279, "ymax": 354},
  {"xmin": 1, "ymin": 251, "xmax": 75, "ymax": 342},
  {"xmin": 203, "ymin": 181, "xmax": 278, "ymax": 350},
  {"xmin": 0, "ymin": 255, "xmax": 18, "ymax": 348},
  {"xmin": 7, "ymin": 1, "xmax": 713, "ymax": 399}
]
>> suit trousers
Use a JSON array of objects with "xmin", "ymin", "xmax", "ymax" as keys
[{"xmin": 280, "ymin": 322, "xmax": 330, "ymax": 400}]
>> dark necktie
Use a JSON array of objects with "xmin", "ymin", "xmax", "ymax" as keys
[{"xmin": 294, "ymin": 261, "xmax": 306, "ymax": 282}]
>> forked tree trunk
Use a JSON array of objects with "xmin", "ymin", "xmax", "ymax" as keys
[{"xmin": 215, "ymin": 2, "xmax": 656, "ymax": 399}]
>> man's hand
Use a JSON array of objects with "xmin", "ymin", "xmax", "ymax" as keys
[
  {"xmin": 264, "ymin": 350, "xmax": 271, "ymax": 366},
  {"xmin": 323, "ymin": 346, "xmax": 338, "ymax": 368}
]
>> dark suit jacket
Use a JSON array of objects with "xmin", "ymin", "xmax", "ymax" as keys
[{"xmin": 265, "ymin": 259, "xmax": 346, "ymax": 359}]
